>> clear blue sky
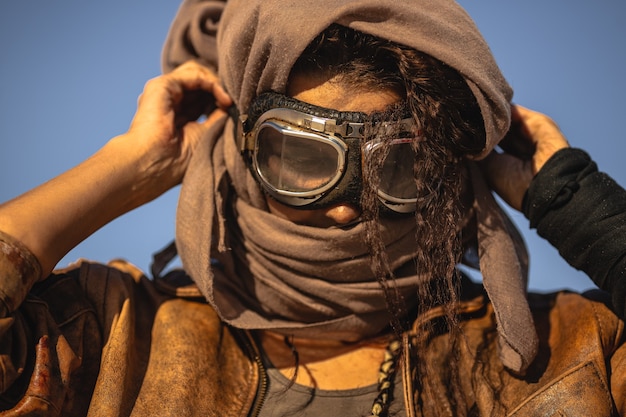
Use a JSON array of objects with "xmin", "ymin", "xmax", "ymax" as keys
[{"xmin": 0, "ymin": 1, "xmax": 624, "ymax": 293}]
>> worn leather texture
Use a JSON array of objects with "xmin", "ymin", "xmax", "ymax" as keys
[{"xmin": 1, "ymin": 260, "xmax": 624, "ymax": 416}]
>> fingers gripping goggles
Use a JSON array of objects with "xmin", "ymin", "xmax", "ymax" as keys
[{"xmin": 236, "ymin": 92, "xmax": 421, "ymax": 214}]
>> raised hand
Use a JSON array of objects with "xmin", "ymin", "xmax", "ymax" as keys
[
  {"xmin": 480, "ymin": 105, "xmax": 569, "ymax": 211},
  {"xmin": 126, "ymin": 61, "xmax": 232, "ymax": 194}
]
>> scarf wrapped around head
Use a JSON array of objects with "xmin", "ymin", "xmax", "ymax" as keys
[{"xmin": 162, "ymin": 0, "xmax": 538, "ymax": 373}]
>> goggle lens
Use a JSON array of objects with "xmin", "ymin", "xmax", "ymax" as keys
[
  {"xmin": 256, "ymin": 122, "xmax": 345, "ymax": 194},
  {"xmin": 371, "ymin": 139, "xmax": 418, "ymax": 202}
]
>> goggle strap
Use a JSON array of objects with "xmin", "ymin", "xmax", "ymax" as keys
[{"xmin": 237, "ymin": 114, "xmax": 255, "ymax": 153}]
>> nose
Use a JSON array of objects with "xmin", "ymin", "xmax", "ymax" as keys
[
  {"xmin": 265, "ymin": 196, "xmax": 361, "ymax": 228},
  {"xmin": 323, "ymin": 203, "xmax": 361, "ymax": 225}
]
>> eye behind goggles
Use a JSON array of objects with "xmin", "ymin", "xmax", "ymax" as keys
[{"xmin": 236, "ymin": 93, "xmax": 421, "ymax": 214}]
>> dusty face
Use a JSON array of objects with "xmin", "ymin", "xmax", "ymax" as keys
[{"xmin": 264, "ymin": 74, "xmax": 402, "ymax": 227}]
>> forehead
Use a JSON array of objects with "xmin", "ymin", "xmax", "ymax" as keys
[{"xmin": 288, "ymin": 74, "xmax": 401, "ymax": 114}]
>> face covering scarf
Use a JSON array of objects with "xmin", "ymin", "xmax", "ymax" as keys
[{"xmin": 163, "ymin": 0, "xmax": 538, "ymax": 373}]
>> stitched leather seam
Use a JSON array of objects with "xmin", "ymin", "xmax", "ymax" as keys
[{"xmin": 507, "ymin": 361, "xmax": 611, "ymax": 416}]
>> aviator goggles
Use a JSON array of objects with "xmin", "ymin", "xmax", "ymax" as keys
[{"xmin": 237, "ymin": 93, "xmax": 421, "ymax": 214}]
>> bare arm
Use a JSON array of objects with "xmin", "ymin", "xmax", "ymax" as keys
[{"xmin": 0, "ymin": 61, "xmax": 232, "ymax": 278}]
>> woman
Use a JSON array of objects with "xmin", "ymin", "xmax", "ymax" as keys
[{"xmin": 0, "ymin": 0, "xmax": 624, "ymax": 416}]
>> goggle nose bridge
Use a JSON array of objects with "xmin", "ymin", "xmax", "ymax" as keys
[{"xmin": 304, "ymin": 116, "xmax": 365, "ymax": 139}]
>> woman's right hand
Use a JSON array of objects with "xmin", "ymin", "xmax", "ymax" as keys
[
  {"xmin": 124, "ymin": 61, "xmax": 232, "ymax": 198},
  {"xmin": 0, "ymin": 61, "xmax": 231, "ymax": 279}
]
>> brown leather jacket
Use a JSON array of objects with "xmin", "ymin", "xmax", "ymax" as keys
[{"xmin": 1, "ymin": 259, "xmax": 625, "ymax": 416}]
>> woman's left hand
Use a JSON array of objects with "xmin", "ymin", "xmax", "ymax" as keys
[{"xmin": 480, "ymin": 104, "xmax": 569, "ymax": 211}]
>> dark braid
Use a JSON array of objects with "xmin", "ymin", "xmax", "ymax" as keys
[
  {"xmin": 369, "ymin": 339, "xmax": 402, "ymax": 417},
  {"xmin": 394, "ymin": 46, "xmax": 472, "ymax": 415}
]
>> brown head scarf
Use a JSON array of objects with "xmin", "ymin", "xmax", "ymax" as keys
[{"xmin": 162, "ymin": 0, "xmax": 538, "ymax": 373}]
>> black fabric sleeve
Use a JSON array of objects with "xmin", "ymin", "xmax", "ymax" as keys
[{"xmin": 523, "ymin": 148, "xmax": 626, "ymax": 319}]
